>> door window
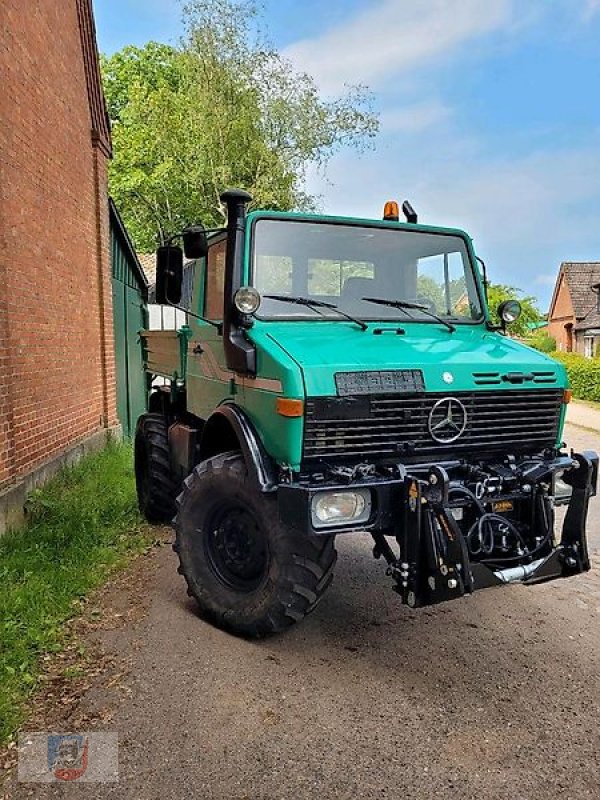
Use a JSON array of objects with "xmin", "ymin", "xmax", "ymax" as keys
[{"xmin": 204, "ymin": 239, "xmax": 226, "ymax": 321}]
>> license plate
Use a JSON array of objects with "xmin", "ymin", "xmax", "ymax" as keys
[{"xmin": 491, "ymin": 499, "xmax": 514, "ymax": 513}]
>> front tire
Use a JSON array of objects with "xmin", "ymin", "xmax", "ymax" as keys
[{"xmin": 174, "ymin": 451, "xmax": 337, "ymax": 637}]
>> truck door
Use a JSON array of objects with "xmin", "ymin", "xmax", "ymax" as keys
[{"xmin": 186, "ymin": 235, "xmax": 236, "ymax": 420}]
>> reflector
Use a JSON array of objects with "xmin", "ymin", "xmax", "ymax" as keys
[{"xmin": 276, "ymin": 398, "xmax": 304, "ymax": 417}]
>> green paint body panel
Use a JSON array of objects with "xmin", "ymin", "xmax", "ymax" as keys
[
  {"xmin": 242, "ymin": 326, "xmax": 306, "ymax": 468},
  {"xmin": 177, "ymin": 326, "xmax": 193, "ymax": 379},
  {"xmin": 248, "ymin": 321, "xmax": 565, "ymax": 396},
  {"xmin": 241, "ymin": 320, "xmax": 567, "ymax": 470},
  {"xmin": 152, "ymin": 209, "xmax": 569, "ymax": 469}
]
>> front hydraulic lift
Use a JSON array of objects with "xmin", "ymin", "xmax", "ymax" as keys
[{"xmin": 372, "ymin": 453, "xmax": 596, "ymax": 609}]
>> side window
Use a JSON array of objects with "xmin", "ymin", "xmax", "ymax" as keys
[
  {"xmin": 191, "ymin": 257, "xmax": 205, "ymax": 320},
  {"xmin": 204, "ymin": 240, "xmax": 226, "ymax": 320},
  {"xmin": 416, "ymin": 252, "xmax": 469, "ymax": 316}
]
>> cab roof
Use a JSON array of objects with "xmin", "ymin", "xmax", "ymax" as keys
[{"xmin": 246, "ymin": 209, "xmax": 473, "ymax": 243}]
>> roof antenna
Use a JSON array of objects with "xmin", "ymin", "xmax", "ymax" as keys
[{"xmin": 402, "ymin": 201, "xmax": 418, "ymax": 224}]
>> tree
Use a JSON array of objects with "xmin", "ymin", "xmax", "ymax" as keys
[
  {"xmin": 101, "ymin": 0, "xmax": 379, "ymax": 250},
  {"xmin": 486, "ymin": 283, "xmax": 544, "ymax": 337}
]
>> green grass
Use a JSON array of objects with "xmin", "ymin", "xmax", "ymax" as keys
[{"xmin": 0, "ymin": 442, "xmax": 150, "ymax": 744}]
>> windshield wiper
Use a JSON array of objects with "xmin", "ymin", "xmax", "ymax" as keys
[
  {"xmin": 263, "ymin": 295, "xmax": 368, "ymax": 331},
  {"xmin": 361, "ymin": 297, "xmax": 456, "ymax": 332}
]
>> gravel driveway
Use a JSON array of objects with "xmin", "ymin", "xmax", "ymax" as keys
[{"xmin": 6, "ymin": 422, "xmax": 600, "ymax": 800}]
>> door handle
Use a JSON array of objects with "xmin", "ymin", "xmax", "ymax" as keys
[{"xmin": 192, "ymin": 343, "xmax": 204, "ymax": 356}]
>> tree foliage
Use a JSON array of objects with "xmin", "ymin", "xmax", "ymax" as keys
[
  {"xmin": 101, "ymin": 0, "xmax": 379, "ymax": 250},
  {"xmin": 486, "ymin": 283, "xmax": 544, "ymax": 337}
]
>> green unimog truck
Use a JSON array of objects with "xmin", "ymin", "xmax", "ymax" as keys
[{"xmin": 134, "ymin": 189, "xmax": 597, "ymax": 637}]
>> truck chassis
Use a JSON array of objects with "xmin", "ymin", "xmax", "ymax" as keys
[{"xmin": 134, "ymin": 188, "xmax": 597, "ymax": 637}]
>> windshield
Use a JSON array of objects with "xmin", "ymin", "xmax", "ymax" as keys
[{"xmin": 251, "ymin": 219, "xmax": 483, "ymax": 323}]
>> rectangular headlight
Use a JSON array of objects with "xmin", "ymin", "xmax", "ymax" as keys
[{"xmin": 311, "ymin": 489, "xmax": 372, "ymax": 529}]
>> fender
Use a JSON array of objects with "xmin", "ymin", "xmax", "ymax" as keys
[{"xmin": 200, "ymin": 403, "xmax": 277, "ymax": 492}]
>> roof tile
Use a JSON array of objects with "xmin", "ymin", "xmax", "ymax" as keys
[{"xmin": 560, "ymin": 262, "xmax": 600, "ymax": 323}]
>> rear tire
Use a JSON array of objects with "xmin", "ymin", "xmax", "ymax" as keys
[
  {"xmin": 134, "ymin": 413, "xmax": 177, "ymax": 523},
  {"xmin": 174, "ymin": 451, "xmax": 337, "ymax": 637}
]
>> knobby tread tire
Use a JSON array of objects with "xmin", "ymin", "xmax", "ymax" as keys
[
  {"xmin": 134, "ymin": 413, "xmax": 177, "ymax": 523},
  {"xmin": 173, "ymin": 451, "xmax": 337, "ymax": 638}
]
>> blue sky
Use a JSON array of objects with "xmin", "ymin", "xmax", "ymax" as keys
[{"xmin": 94, "ymin": 0, "xmax": 600, "ymax": 309}]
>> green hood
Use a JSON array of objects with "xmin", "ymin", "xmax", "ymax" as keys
[{"xmin": 260, "ymin": 321, "xmax": 565, "ymax": 396}]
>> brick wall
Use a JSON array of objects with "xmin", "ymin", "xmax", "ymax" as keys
[
  {"xmin": 0, "ymin": 0, "xmax": 117, "ymax": 493},
  {"xmin": 548, "ymin": 272, "xmax": 575, "ymax": 352}
]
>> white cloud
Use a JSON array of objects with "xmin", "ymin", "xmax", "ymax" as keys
[
  {"xmin": 582, "ymin": 0, "xmax": 600, "ymax": 20},
  {"xmin": 289, "ymin": 0, "xmax": 600, "ymax": 308},
  {"xmin": 380, "ymin": 102, "xmax": 451, "ymax": 134},
  {"xmin": 306, "ymin": 139, "xmax": 600, "ymax": 307},
  {"xmin": 283, "ymin": 0, "xmax": 513, "ymax": 93}
]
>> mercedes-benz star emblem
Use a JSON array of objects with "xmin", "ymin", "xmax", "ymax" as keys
[{"xmin": 428, "ymin": 397, "xmax": 467, "ymax": 444}]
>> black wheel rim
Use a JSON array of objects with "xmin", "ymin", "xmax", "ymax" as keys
[{"xmin": 204, "ymin": 504, "xmax": 269, "ymax": 593}]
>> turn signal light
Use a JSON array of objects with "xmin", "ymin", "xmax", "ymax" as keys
[
  {"xmin": 563, "ymin": 389, "xmax": 572, "ymax": 404},
  {"xmin": 383, "ymin": 201, "xmax": 400, "ymax": 221},
  {"xmin": 276, "ymin": 398, "xmax": 304, "ymax": 417}
]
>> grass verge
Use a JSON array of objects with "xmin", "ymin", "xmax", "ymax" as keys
[{"xmin": 0, "ymin": 442, "xmax": 151, "ymax": 744}]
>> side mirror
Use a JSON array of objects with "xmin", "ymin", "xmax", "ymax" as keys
[
  {"xmin": 182, "ymin": 225, "xmax": 208, "ymax": 260},
  {"xmin": 155, "ymin": 245, "xmax": 183, "ymax": 305}
]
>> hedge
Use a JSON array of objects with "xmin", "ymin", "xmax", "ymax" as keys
[
  {"xmin": 551, "ymin": 351, "xmax": 600, "ymax": 402},
  {"xmin": 527, "ymin": 332, "xmax": 556, "ymax": 353}
]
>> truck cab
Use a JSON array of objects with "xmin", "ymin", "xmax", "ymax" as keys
[{"xmin": 135, "ymin": 189, "xmax": 597, "ymax": 637}]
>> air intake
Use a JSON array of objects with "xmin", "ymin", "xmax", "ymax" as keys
[
  {"xmin": 472, "ymin": 371, "xmax": 501, "ymax": 385},
  {"xmin": 531, "ymin": 370, "xmax": 557, "ymax": 384}
]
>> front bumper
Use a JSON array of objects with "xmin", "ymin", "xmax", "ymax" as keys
[{"xmin": 278, "ymin": 450, "xmax": 598, "ymax": 608}]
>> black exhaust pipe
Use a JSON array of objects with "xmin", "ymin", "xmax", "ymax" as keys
[{"xmin": 220, "ymin": 188, "xmax": 256, "ymax": 376}]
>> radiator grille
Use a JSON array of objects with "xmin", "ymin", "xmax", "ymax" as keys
[{"xmin": 303, "ymin": 389, "xmax": 563, "ymax": 462}]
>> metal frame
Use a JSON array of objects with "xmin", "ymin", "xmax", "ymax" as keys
[{"xmin": 277, "ymin": 449, "xmax": 597, "ymax": 609}]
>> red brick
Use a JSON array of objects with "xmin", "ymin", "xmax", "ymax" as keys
[{"xmin": 0, "ymin": 0, "xmax": 116, "ymax": 490}]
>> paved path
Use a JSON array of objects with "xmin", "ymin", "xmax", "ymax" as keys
[
  {"xmin": 5, "ymin": 423, "xmax": 600, "ymax": 800},
  {"xmin": 566, "ymin": 399, "xmax": 600, "ymax": 432}
]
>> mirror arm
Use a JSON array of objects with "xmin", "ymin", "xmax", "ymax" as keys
[
  {"xmin": 166, "ymin": 303, "xmax": 222, "ymax": 332},
  {"xmin": 486, "ymin": 321, "xmax": 503, "ymax": 333},
  {"xmin": 475, "ymin": 256, "xmax": 489, "ymax": 303},
  {"xmin": 166, "ymin": 227, "xmax": 226, "ymax": 246}
]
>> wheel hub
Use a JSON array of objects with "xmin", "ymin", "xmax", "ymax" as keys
[{"xmin": 206, "ymin": 506, "xmax": 268, "ymax": 592}]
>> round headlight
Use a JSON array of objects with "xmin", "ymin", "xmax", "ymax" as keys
[
  {"xmin": 234, "ymin": 286, "xmax": 261, "ymax": 315},
  {"xmin": 498, "ymin": 299, "xmax": 522, "ymax": 324}
]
